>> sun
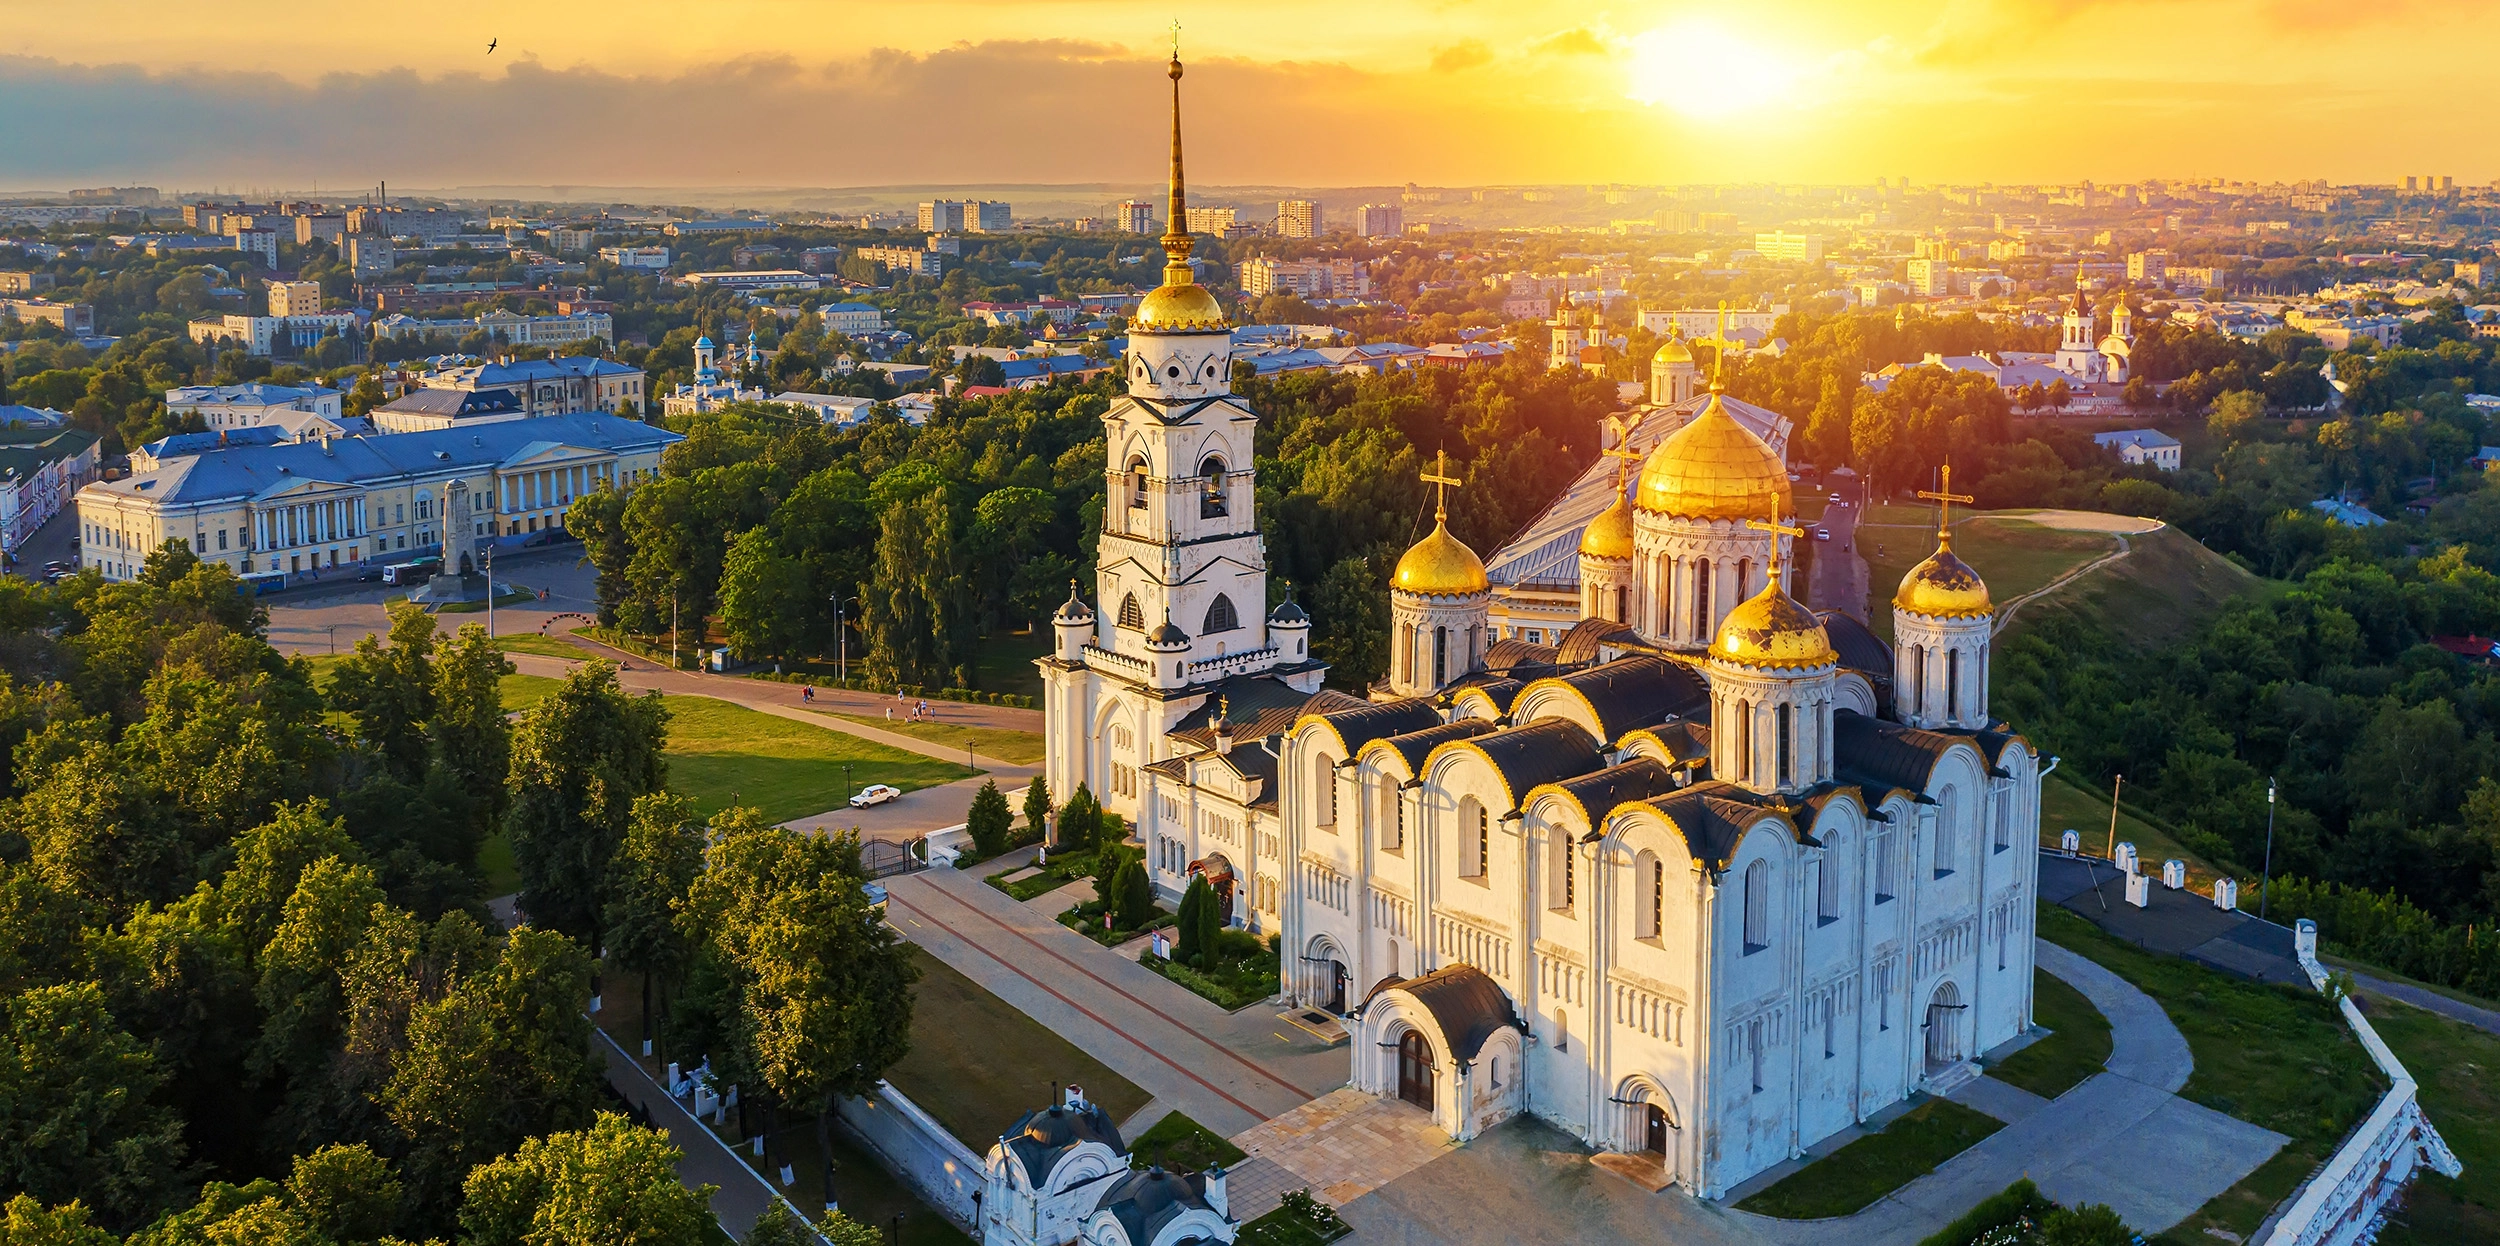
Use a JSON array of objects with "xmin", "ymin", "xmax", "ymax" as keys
[{"xmin": 1626, "ymin": 22, "xmax": 1803, "ymax": 119}]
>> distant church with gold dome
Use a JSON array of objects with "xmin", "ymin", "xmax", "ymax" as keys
[{"xmin": 1039, "ymin": 52, "xmax": 2045, "ymax": 1209}]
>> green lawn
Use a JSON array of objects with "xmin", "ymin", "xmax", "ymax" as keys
[
  {"xmin": 882, "ymin": 948, "xmax": 1151, "ymax": 1151},
  {"xmin": 968, "ymin": 630, "xmax": 1049, "ymax": 700},
  {"xmin": 661, "ymin": 696, "xmax": 976, "ymax": 825},
  {"xmin": 1734, "ymin": 1098, "xmax": 2005, "ymax": 1219},
  {"xmin": 1859, "ymin": 515, "xmax": 2114, "ymax": 642},
  {"xmin": 820, "ymin": 710, "xmax": 1047, "ymax": 765},
  {"xmin": 1125, "ymin": 1110, "xmax": 1246, "ymax": 1172},
  {"xmin": 494, "ymin": 631, "xmax": 593, "ymax": 660},
  {"xmin": 2360, "ymin": 995, "xmax": 2500, "ymax": 1245},
  {"xmin": 988, "ymin": 854, "xmax": 1094, "ymax": 902},
  {"xmin": 2005, "ymin": 523, "xmax": 2263, "ymax": 650},
  {"xmin": 500, "ymin": 672, "xmax": 564, "ymax": 712},
  {"xmin": 1984, "ymin": 969, "xmax": 2112, "ymax": 1099},
  {"xmin": 2038, "ymin": 771, "xmax": 2232, "ymax": 894},
  {"xmin": 1236, "ymin": 1190, "xmax": 1351, "ymax": 1246},
  {"xmin": 2041, "ymin": 906, "xmax": 2386, "ymax": 1246},
  {"xmin": 478, "ymin": 832, "xmax": 519, "ymax": 897}
]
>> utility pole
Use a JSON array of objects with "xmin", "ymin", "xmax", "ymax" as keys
[
  {"xmin": 671, "ymin": 590, "xmax": 679, "ymax": 670},
  {"xmin": 831, "ymin": 592, "xmax": 847, "ymax": 683},
  {"xmin": 2260, "ymin": 778, "xmax": 2277, "ymax": 920},
  {"xmin": 482, "ymin": 545, "xmax": 495, "ymax": 639},
  {"xmin": 2104, "ymin": 773, "xmax": 2124, "ymax": 860}
]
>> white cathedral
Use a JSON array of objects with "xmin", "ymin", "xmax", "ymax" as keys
[{"xmin": 1038, "ymin": 55, "xmax": 2045, "ymax": 1207}]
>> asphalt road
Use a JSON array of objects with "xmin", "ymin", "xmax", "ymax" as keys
[{"xmin": 1804, "ymin": 474, "xmax": 1869, "ymax": 620}]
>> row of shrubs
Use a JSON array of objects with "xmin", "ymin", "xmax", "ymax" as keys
[
  {"xmin": 749, "ymin": 670, "xmax": 1036, "ymax": 708},
  {"xmin": 2262, "ymin": 875, "xmax": 2500, "ymax": 998}
]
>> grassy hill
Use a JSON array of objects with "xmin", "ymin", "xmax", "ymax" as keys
[
  {"xmin": 1999, "ymin": 522, "xmax": 2264, "ymax": 649},
  {"xmin": 1857, "ymin": 514, "xmax": 2115, "ymax": 643}
]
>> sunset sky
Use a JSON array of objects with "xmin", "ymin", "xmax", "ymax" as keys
[{"xmin": 2, "ymin": 0, "xmax": 2491, "ymax": 193}]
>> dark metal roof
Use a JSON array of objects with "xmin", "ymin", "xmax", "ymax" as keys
[
  {"xmin": 1626, "ymin": 720, "xmax": 1712, "ymax": 767},
  {"xmin": 1092, "ymin": 1167, "xmax": 1215, "ymax": 1246},
  {"xmin": 1544, "ymin": 655, "xmax": 1709, "ymax": 742},
  {"xmin": 1002, "ymin": 1102, "xmax": 1126, "ymax": 1181},
  {"xmin": 1483, "ymin": 637, "xmax": 1560, "ymax": 669},
  {"xmin": 1819, "ymin": 610, "xmax": 1894, "ymax": 681},
  {"xmin": 1642, "ymin": 782, "xmax": 1798, "ymax": 871},
  {"xmin": 1536, "ymin": 757, "xmax": 1679, "ymax": 824},
  {"xmin": 1555, "ymin": 617, "xmax": 1641, "ymax": 665},
  {"xmin": 1368, "ymin": 963, "xmax": 1519, "ymax": 1065},
  {"xmin": 1371, "ymin": 718, "xmax": 1496, "ymax": 773},
  {"xmin": 1833, "ymin": 709, "xmax": 1965, "ymax": 794},
  {"xmin": 1455, "ymin": 717, "xmax": 1604, "ymax": 808},
  {"xmin": 1169, "ymin": 676, "xmax": 1314, "ymax": 736},
  {"xmin": 1448, "ymin": 677, "xmax": 1526, "ymax": 719},
  {"xmin": 1299, "ymin": 696, "xmax": 1443, "ymax": 757}
]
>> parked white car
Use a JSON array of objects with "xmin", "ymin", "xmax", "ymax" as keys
[{"xmin": 850, "ymin": 783, "xmax": 902, "ymax": 808}]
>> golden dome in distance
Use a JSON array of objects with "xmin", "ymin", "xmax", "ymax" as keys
[
  {"xmin": 1894, "ymin": 464, "xmax": 1992, "ymax": 618},
  {"xmin": 1132, "ymin": 49, "xmax": 1228, "ymax": 334},
  {"xmin": 1712, "ymin": 509, "xmax": 1834, "ymax": 670},
  {"xmin": 1636, "ymin": 391, "xmax": 1792, "ymax": 521},
  {"xmin": 1652, "ymin": 333, "xmax": 1693, "ymax": 365},
  {"xmin": 1395, "ymin": 449, "xmax": 1489, "ymax": 596},
  {"xmin": 1579, "ymin": 448, "xmax": 1637, "ymax": 559}
]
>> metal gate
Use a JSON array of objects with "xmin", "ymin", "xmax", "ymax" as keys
[{"xmin": 860, "ymin": 839, "xmax": 921, "ymax": 879}]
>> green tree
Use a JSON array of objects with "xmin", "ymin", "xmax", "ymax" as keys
[
  {"xmin": 0, "ymin": 982, "xmax": 186, "ymax": 1227},
  {"xmin": 2208, "ymin": 388, "xmax": 2264, "ymax": 444},
  {"xmin": 1110, "ymin": 858, "xmax": 1153, "ymax": 933},
  {"xmin": 718, "ymin": 527, "xmax": 809, "ymax": 663},
  {"xmin": 383, "ymin": 928, "xmax": 604, "ymax": 1209},
  {"xmin": 604, "ymin": 793, "xmax": 706, "ymax": 1053},
  {"xmin": 504, "ymin": 661, "xmax": 669, "ymax": 950},
  {"xmin": 1175, "ymin": 875, "xmax": 1211, "ymax": 962},
  {"xmin": 251, "ymin": 857, "xmax": 385, "ymax": 1089},
  {"xmin": 1022, "ymin": 775, "xmax": 1051, "ymax": 838},
  {"xmin": 1802, "ymin": 371, "xmax": 1853, "ymax": 468},
  {"xmin": 284, "ymin": 1143, "xmax": 400, "ymax": 1245},
  {"xmin": 214, "ymin": 799, "xmax": 361, "ymax": 956},
  {"xmin": 430, "ymin": 621, "xmax": 517, "ymax": 847},
  {"xmin": 862, "ymin": 492, "xmax": 969, "ymax": 688},
  {"xmin": 457, "ymin": 1113, "xmax": 716, "ymax": 1246},
  {"xmin": 965, "ymin": 780, "xmax": 1012, "ymax": 858},
  {"xmin": 680, "ymin": 818, "xmax": 916, "ymax": 1213},
  {"xmin": 0, "ymin": 1194, "xmax": 119, "ymax": 1246},
  {"xmin": 326, "ymin": 600, "xmax": 437, "ymax": 783}
]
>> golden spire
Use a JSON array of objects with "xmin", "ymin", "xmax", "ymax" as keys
[
  {"xmin": 1394, "ymin": 448, "xmax": 1489, "ymax": 596},
  {"xmin": 1917, "ymin": 464, "xmax": 1975, "ymax": 549},
  {"xmin": 1160, "ymin": 26, "xmax": 1195, "ymax": 288},
  {"xmin": 1694, "ymin": 301, "xmax": 1741, "ymax": 392}
]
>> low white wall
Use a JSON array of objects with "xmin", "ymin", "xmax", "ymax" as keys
[
  {"xmin": 2257, "ymin": 922, "xmax": 2463, "ymax": 1246},
  {"xmin": 837, "ymin": 1079, "xmax": 985, "ymax": 1230}
]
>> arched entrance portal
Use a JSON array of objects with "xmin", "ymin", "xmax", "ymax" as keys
[
  {"xmin": 1924, "ymin": 981, "xmax": 1966, "ymax": 1073},
  {"xmin": 1303, "ymin": 935, "xmax": 1349, "ymax": 1014},
  {"xmin": 1190, "ymin": 854, "xmax": 1236, "ymax": 924},
  {"xmin": 1644, "ymin": 1104, "xmax": 1671, "ymax": 1155},
  {"xmin": 1397, "ymin": 1030, "xmax": 1435, "ymax": 1109}
]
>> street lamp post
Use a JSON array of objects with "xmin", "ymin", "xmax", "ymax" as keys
[
  {"xmin": 831, "ymin": 592, "xmax": 859, "ymax": 684},
  {"xmin": 2260, "ymin": 778, "xmax": 2277, "ymax": 920},
  {"xmin": 844, "ymin": 762, "xmax": 853, "ymax": 807},
  {"xmin": 481, "ymin": 546, "xmax": 495, "ymax": 639}
]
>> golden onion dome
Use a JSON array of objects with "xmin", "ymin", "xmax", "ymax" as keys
[
  {"xmin": 1579, "ymin": 489, "xmax": 1635, "ymax": 560},
  {"xmin": 1636, "ymin": 393, "xmax": 1792, "ymax": 521},
  {"xmin": 1393, "ymin": 519, "xmax": 1489, "ymax": 597},
  {"xmin": 1894, "ymin": 539, "xmax": 1993, "ymax": 619},
  {"xmin": 1652, "ymin": 337, "xmax": 1694, "ymax": 366},
  {"xmin": 1134, "ymin": 281, "xmax": 1227, "ymax": 333},
  {"xmin": 1712, "ymin": 579, "xmax": 1836, "ymax": 670}
]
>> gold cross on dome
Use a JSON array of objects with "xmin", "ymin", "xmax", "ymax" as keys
[
  {"xmin": 1602, "ymin": 419, "xmax": 1645, "ymax": 486},
  {"xmin": 1421, "ymin": 448, "xmax": 1462, "ymax": 524},
  {"xmin": 1169, "ymin": 18, "xmax": 1181, "ymax": 58},
  {"xmin": 1747, "ymin": 504, "xmax": 1806, "ymax": 583},
  {"xmin": 1696, "ymin": 301, "xmax": 1744, "ymax": 391},
  {"xmin": 1916, "ymin": 464, "xmax": 1975, "ymax": 542}
]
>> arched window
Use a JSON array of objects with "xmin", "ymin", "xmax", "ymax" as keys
[
  {"xmin": 1946, "ymin": 648, "xmax": 1961, "ymax": 719},
  {"xmin": 1741, "ymin": 859, "xmax": 1770, "ymax": 954},
  {"xmin": 1117, "ymin": 594, "xmax": 1144, "ymax": 630},
  {"xmin": 1203, "ymin": 594, "xmax": 1239, "ymax": 633},
  {"xmin": 1736, "ymin": 557, "xmax": 1751, "ymax": 600},
  {"xmin": 1693, "ymin": 557, "xmax": 1712, "ymax": 637},
  {"xmin": 1126, "ymin": 457, "xmax": 1150, "ymax": 510},
  {"xmin": 1641, "ymin": 851, "xmax": 1665, "ymax": 940},
  {"xmin": 1992, "ymin": 792, "xmax": 2011, "ymax": 854},
  {"xmin": 1314, "ymin": 754, "xmax": 1338, "ymax": 829},
  {"xmin": 1913, "ymin": 644, "xmax": 1929, "ymax": 717},
  {"xmin": 1375, "ymin": 772, "xmax": 1401, "ymax": 851},
  {"xmin": 1459, "ymin": 796, "xmax": 1487, "ymax": 879},
  {"xmin": 1817, "ymin": 838, "xmax": 1841, "ymax": 925},
  {"xmin": 1549, "ymin": 831, "xmax": 1574, "ymax": 912},
  {"xmin": 1199, "ymin": 456, "xmax": 1228, "ymax": 518},
  {"xmin": 1733, "ymin": 700, "xmax": 1752, "ymax": 783},
  {"xmin": 1776, "ymin": 702, "xmax": 1794, "ymax": 788},
  {"xmin": 1935, "ymin": 791, "xmax": 1958, "ymax": 878},
  {"xmin": 1874, "ymin": 831, "xmax": 1897, "ymax": 904},
  {"xmin": 1554, "ymin": 1009, "xmax": 1569, "ymax": 1052},
  {"xmin": 1433, "ymin": 626, "xmax": 1449, "ymax": 687}
]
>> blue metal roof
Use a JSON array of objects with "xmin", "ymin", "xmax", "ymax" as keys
[
  {"xmin": 87, "ymin": 412, "xmax": 682, "ymax": 506},
  {"xmin": 165, "ymin": 382, "xmax": 340, "ymax": 407}
]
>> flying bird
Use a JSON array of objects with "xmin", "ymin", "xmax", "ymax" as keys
[{"xmin": 486, "ymin": 37, "xmax": 497, "ymax": 54}]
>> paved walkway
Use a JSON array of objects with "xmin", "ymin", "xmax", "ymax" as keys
[
  {"xmin": 593, "ymin": 1022, "xmax": 797, "ymax": 1240},
  {"xmin": 2343, "ymin": 966, "xmax": 2500, "ymax": 1038},
  {"xmin": 1333, "ymin": 935, "xmax": 2286, "ymax": 1246},
  {"xmin": 1231, "ymin": 1089, "xmax": 1456, "ymax": 1212},
  {"xmin": 883, "ymin": 862, "xmax": 1344, "ymax": 1141}
]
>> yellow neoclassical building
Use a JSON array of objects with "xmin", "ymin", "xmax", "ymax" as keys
[{"xmin": 75, "ymin": 412, "xmax": 679, "ymax": 581}]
